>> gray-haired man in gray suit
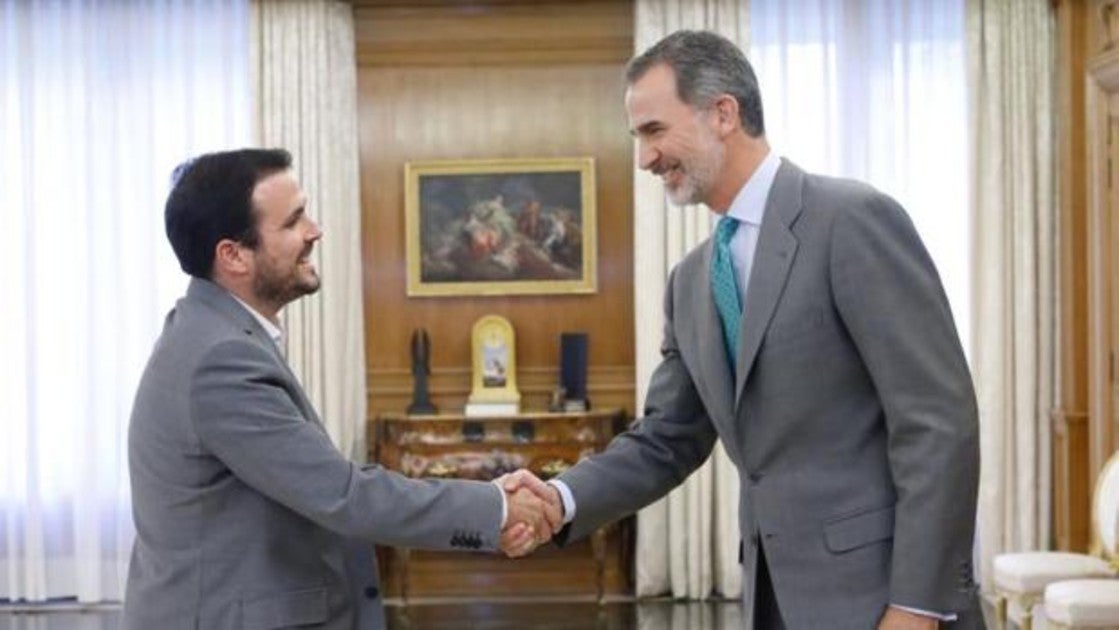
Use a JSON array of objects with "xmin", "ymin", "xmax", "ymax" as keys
[
  {"xmin": 506, "ymin": 31, "xmax": 982, "ymax": 629},
  {"xmin": 125, "ymin": 149, "xmax": 556, "ymax": 629}
]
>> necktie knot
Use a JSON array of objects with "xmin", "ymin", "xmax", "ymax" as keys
[{"xmin": 716, "ymin": 215, "xmax": 739, "ymax": 247}]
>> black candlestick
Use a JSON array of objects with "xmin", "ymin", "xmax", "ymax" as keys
[{"xmin": 407, "ymin": 328, "xmax": 438, "ymax": 415}]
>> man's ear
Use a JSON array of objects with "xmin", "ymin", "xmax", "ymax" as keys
[
  {"xmin": 213, "ymin": 238, "xmax": 250, "ymax": 277},
  {"xmin": 712, "ymin": 94, "xmax": 741, "ymax": 136}
]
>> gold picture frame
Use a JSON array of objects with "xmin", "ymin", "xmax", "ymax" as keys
[{"xmin": 404, "ymin": 157, "xmax": 597, "ymax": 297}]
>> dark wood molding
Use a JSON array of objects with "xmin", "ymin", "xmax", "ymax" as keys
[
  {"xmin": 354, "ymin": 2, "xmax": 633, "ymax": 67},
  {"xmin": 367, "ymin": 365, "xmax": 635, "ymax": 417}
]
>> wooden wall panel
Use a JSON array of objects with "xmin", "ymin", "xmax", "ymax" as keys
[
  {"xmin": 354, "ymin": 2, "xmax": 631, "ymax": 66},
  {"xmin": 1085, "ymin": 0, "xmax": 1119, "ymax": 498},
  {"xmin": 1055, "ymin": 0, "xmax": 1119, "ymax": 551},
  {"xmin": 1052, "ymin": 410, "xmax": 1090, "ymax": 550},
  {"xmin": 355, "ymin": 1, "xmax": 636, "ymax": 599},
  {"xmin": 1054, "ymin": 0, "xmax": 1093, "ymax": 552},
  {"xmin": 368, "ymin": 366, "xmax": 635, "ymax": 416},
  {"xmin": 356, "ymin": 2, "xmax": 636, "ymax": 420}
]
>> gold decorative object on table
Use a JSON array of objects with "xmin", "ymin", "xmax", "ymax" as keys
[
  {"xmin": 425, "ymin": 461, "xmax": 459, "ymax": 478},
  {"xmin": 465, "ymin": 315, "xmax": 520, "ymax": 417},
  {"xmin": 538, "ymin": 458, "xmax": 572, "ymax": 480}
]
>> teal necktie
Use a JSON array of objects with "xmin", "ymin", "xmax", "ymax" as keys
[{"xmin": 711, "ymin": 216, "xmax": 742, "ymax": 372}]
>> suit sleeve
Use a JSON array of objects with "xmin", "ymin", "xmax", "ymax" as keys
[
  {"xmin": 189, "ymin": 338, "xmax": 504, "ymax": 551},
  {"xmin": 555, "ymin": 266, "xmax": 720, "ymax": 544},
  {"xmin": 829, "ymin": 192, "xmax": 980, "ymax": 611}
]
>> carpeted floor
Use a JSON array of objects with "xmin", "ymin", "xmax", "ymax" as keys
[
  {"xmin": 1, "ymin": 599, "xmax": 741, "ymax": 630},
  {"xmin": 0, "ymin": 597, "xmax": 1001, "ymax": 629}
]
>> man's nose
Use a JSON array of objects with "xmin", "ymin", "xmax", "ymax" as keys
[
  {"xmin": 307, "ymin": 217, "xmax": 323, "ymax": 241},
  {"xmin": 636, "ymin": 140, "xmax": 658, "ymax": 171}
]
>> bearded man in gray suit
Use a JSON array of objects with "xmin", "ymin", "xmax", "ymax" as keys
[
  {"xmin": 125, "ymin": 148, "xmax": 556, "ymax": 629},
  {"xmin": 506, "ymin": 31, "xmax": 982, "ymax": 629}
]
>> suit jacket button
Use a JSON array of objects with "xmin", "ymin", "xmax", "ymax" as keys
[
  {"xmin": 364, "ymin": 586, "xmax": 380, "ymax": 599},
  {"xmin": 748, "ymin": 472, "xmax": 764, "ymax": 483}
]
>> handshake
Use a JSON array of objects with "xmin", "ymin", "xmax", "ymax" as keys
[{"xmin": 494, "ymin": 469, "xmax": 565, "ymax": 558}]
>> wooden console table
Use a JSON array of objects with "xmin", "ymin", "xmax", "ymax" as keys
[{"xmin": 370, "ymin": 409, "xmax": 629, "ymax": 602}]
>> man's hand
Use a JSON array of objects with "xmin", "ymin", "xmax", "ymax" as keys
[
  {"xmin": 495, "ymin": 469, "xmax": 563, "ymax": 558},
  {"xmin": 500, "ymin": 488, "xmax": 550, "ymax": 557},
  {"xmin": 502, "ymin": 469, "xmax": 563, "ymax": 523},
  {"xmin": 499, "ymin": 520, "xmax": 537, "ymax": 558},
  {"xmin": 877, "ymin": 607, "xmax": 939, "ymax": 630}
]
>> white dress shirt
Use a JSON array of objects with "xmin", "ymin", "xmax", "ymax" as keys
[
  {"xmin": 226, "ymin": 292, "xmax": 523, "ymax": 527},
  {"xmin": 723, "ymin": 149, "xmax": 781, "ymax": 305},
  {"xmin": 550, "ymin": 149, "xmax": 781, "ymax": 523},
  {"xmin": 231, "ymin": 295, "xmax": 285, "ymax": 351}
]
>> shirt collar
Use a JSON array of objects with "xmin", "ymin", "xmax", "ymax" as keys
[
  {"xmin": 231, "ymin": 294, "xmax": 285, "ymax": 350},
  {"xmin": 724, "ymin": 149, "xmax": 780, "ymax": 227}
]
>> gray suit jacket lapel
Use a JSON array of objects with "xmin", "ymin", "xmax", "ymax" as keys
[
  {"xmin": 186, "ymin": 279, "xmax": 324, "ymax": 429},
  {"xmin": 735, "ymin": 160, "xmax": 804, "ymax": 409}
]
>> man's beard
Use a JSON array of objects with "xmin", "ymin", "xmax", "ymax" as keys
[
  {"xmin": 666, "ymin": 135, "xmax": 724, "ymax": 207},
  {"xmin": 253, "ymin": 259, "xmax": 320, "ymax": 308}
]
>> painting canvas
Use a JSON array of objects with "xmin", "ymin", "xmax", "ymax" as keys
[{"xmin": 404, "ymin": 157, "xmax": 597, "ymax": 297}]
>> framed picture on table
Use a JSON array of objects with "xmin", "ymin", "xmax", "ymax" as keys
[{"xmin": 465, "ymin": 315, "xmax": 520, "ymax": 417}]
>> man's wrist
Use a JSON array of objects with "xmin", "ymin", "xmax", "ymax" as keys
[
  {"xmin": 889, "ymin": 603, "xmax": 955, "ymax": 622},
  {"xmin": 547, "ymin": 479, "xmax": 576, "ymax": 525},
  {"xmin": 491, "ymin": 479, "xmax": 508, "ymax": 527}
]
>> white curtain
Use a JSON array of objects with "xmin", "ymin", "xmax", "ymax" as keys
[
  {"xmin": 632, "ymin": 0, "xmax": 750, "ymax": 601},
  {"xmin": 0, "ymin": 0, "xmax": 251, "ymax": 602},
  {"xmin": 751, "ymin": 0, "xmax": 973, "ymax": 586},
  {"xmin": 751, "ymin": 0, "xmax": 971, "ymax": 346},
  {"xmin": 632, "ymin": 0, "xmax": 972, "ymax": 601},
  {"xmin": 967, "ymin": 0, "xmax": 1055, "ymax": 589},
  {"xmin": 251, "ymin": 0, "xmax": 366, "ymax": 460}
]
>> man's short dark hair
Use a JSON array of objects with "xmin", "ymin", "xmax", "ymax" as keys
[
  {"xmin": 164, "ymin": 148, "xmax": 293, "ymax": 279},
  {"xmin": 626, "ymin": 30, "xmax": 765, "ymax": 137}
]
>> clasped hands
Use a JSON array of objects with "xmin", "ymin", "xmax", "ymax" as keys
[{"xmin": 494, "ymin": 469, "xmax": 564, "ymax": 558}]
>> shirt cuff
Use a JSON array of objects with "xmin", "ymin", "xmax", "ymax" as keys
[
  {"xmin": 890, "ymin": 604, "xmax": 957, "ymax": 622},
  {"xmin": 548, "ymin": 479, "xmax": 576, "ymax": 525},
  {"xmin": 490, "ymin": 479, "xmax": 508, "ymax": 527}
]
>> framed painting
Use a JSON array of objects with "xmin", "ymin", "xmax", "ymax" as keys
[{"xmin": 404, "ymin": 157, "xmax": 597, "ymax": 297}]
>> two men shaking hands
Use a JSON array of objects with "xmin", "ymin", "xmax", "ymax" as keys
[
  {"xmin": 125, "ymin": 27, "xmax": 982, "ymax": 629},
  {"xmin": 496, "ymin": 470, "xmax": 566, "ymax": 558}
]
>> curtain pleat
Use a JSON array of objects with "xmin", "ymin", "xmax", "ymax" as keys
[
  {"xmin": 967, "ymin": 0, "xmax": 1055, "ymax": 589},
  {"xmin": 0, "ymin": 0, "xmax": 252, "ymax": 602},
  {"xmin": 634, "ymin": 0, "xmax": 979, "ymax": 602},
  {"xmin": 632, "ymin": 0, "xmax": 750, "ymax": 601},
  {"xmin": 251, "ymin": 0, "xmax": 366, "ymax": 460}
]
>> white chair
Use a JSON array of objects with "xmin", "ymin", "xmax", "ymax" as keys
[
  {"xmin": 1043, "ymin": 579, "xmax": 1119, "ymax": 629},
  {"xmin": 992, "ymin": 449, "xmax": 1119, "ymax": 629}
]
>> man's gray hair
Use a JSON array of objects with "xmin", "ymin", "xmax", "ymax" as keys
[{"xmin": 626, "ymin": 30, "xmax": 765, "ymax": 138}]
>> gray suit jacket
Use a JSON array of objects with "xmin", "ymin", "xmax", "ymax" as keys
[
  {"xmin": 125, "ymin": 278, "xmax": 503, "ymax": 629},
  {"xmin": 557, "ymin": 160, "xmax": 981, "ymax": 628}
]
